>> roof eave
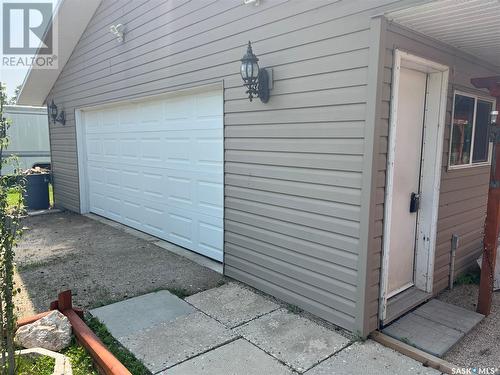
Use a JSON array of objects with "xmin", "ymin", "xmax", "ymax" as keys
[{"xmin": 17, "ymin": 0, "xmax": 101, "ymax": 106}]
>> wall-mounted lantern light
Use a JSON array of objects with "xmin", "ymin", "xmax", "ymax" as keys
[
  {"xmin": 48, "ymin": 100, "xmax": 57, "ymax": 123},
  {"xmin": 56, "ymin": 109, "xmax": 66, "ymax": 126},
  {"xmin": 492, "ymin": 110, "xmax": 499, "ymax": 125},
  {"xmin": 489, "ymin": 110, "xmax": 499, "ymax": 141},
  {"xmin": 240, "ymin": 41, "xmax": 270, "ymax": 103},
  {"xmin": 48, "ymin": 100, "xmax": 66, "ymax": 126}
]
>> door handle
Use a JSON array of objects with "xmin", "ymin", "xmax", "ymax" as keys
[{"xmin": 410, "ymin": 192, "xmax": 420, "ymax": 213}]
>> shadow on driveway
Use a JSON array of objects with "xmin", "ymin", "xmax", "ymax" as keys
[{"xmin": 14, "ymin": 211, "xmax": 224, "ymax": 318}]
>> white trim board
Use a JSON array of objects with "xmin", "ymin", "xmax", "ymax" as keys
[
  {"xmin": 379, "ymin": 50, "xmax": 449, "ymax": 321},
  {"xmin": 75, "ymin": 108, "xmax": 89, "ymax": 214}
]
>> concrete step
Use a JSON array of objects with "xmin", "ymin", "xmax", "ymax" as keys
[{"xmin": 382, "ymin": 299, "xmax": 484, "ymax": 357}]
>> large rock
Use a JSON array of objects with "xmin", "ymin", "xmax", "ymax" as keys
[{"xmin": 15, "ymin": 310, "xmax": 72, "ymax": 351}]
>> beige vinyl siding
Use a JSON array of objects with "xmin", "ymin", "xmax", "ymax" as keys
[
  {"xmin": 369, "ymin": 22, "xmax": 497, "ymax": 331},
  {"xmin": 45, "ymin": 0, "xmax": 427, "ymax": 334}
]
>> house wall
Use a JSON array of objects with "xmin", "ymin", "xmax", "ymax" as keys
[
  {"xmin": 369, "ymin": 22, "xmax": 498, "ymax": 331},
  {"xmin": 45, "ymin": 0, "xmax": 433, "ymax": 335}
]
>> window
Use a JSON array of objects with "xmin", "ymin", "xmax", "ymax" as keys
[{"xmin": 449, "ymin": 92, "xmax": 495, "ymax": 168}]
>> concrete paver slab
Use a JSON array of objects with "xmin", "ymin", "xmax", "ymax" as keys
[
  {"xmin": 382, "ymin": 312, "xmax": 463, "ymax": 357},
  {"xmin": 186, "ymin": 282, "xmax": 279, "ymax": 328},
  {"xmin": 90, "ymin": 290, "xmax": 194, "ymax": 338},
  {"xmin": 413, "ymin": 299, "xmax": 483, "ymax": 333},
  {"xmin": 119, "ymin": 311, "xmax": 238, "ymax": 373},
  {"xmin": 234, "ymin": 309, "xmax": 350, "ymax": 372},
  {"xmin": 164, "ymin": 339, "xmax": 295, "ymax": 375},
  {"xmin": 439, "ymin": 284, "xmax": 500, "ymax": 369},
  {"xmin": 304, "ymin": 340, "xmax": 441, "ymax": 375}
]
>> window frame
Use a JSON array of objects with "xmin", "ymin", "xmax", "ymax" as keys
[{"xmin": 448, "ymin": 90, "xmax": 496, "ymax": 170}]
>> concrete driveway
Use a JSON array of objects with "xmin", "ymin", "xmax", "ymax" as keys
[{"xmin": 14, "ymin": 211, "xmax": 224, "ymax": 317}]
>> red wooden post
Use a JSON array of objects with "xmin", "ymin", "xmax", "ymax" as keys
[
  {"xmin": 57, "ymin": 290, "xmax": 73, "ymax": 311},
  {"xmin": 471, "ymin": 76, "xmax": 500, "ymax": 315}
]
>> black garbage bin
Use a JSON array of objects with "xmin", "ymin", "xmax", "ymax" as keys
[{"xmin": 24, "ymin": 173, "xmax": 50, "ymax": 210}]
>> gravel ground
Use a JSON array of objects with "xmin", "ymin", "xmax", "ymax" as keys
[
  {"xmin": 438, "ymin": 283, "xmax": 500, "ymax": 369},
  {"xmin": 13, "ymin": 211, "xmax": 224, "ymax": 318}
]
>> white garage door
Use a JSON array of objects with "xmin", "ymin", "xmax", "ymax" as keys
[{"xmin": 82, "ymin": 89, "xmax": 223, "ymax": 261}]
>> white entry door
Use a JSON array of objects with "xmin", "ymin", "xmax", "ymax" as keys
[
  {"xmin": 386, "ymin": 67, "xmax": 427, "ymax": 297},
  {"xmin": 81, "ymin": 89, "xmax": 224, "ymax": 261}
]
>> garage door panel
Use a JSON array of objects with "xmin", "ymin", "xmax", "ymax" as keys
[
  {"xmin": 168, "ymin": 211, "xmax": 195, "ymax": 247},
  {"xmin": 87, "ymin": 164, "xmax": 104, "ymax": 183},
  {"xmin": 106, "ymin": 196, "xmax": 122, "ymax": 219},
  {"xmin": 122, "ymin": 199, "xmax": 143, "ymax": 227},
  {"xmin": 87, "ymin": 151, "xmax": 222, "ymax": 175},
  {"xmin": 86, "ymin": 137, "xmax": 103, "ymax": 156},
  {"xmin": 143, "ymin": 172, "xmax": 164, "ymax": 199},
  {"xmin": 121, "ymin": 170, "xmax": 141, "ymax": 194},
  {"xmin": 164, "ymin": 96, "xmax": 191, "ymax": 120},
  {"xmin": 198, "ymin": 218, "xmax": 224, "ymax": 260},
  {"xmin": 103, "ymin": 138, "xmax": 119, "ymax": 157},
  {"xmin": 83, "ymin": 89, "xmax": 223, "ymax": 261},
  {"xmin": 120, "ymin": 139, "xmax": 139, "ymax": 159},
  {"xmin": 118, "ymin": 105, "xmax": 139, "ymax": 125},
  {"xmin": 138, "ymin": 101, "xmax": 163, "ymax": 123},
  {"xmin": 89, "ymin": 191, "xmax": 106, "ymax": 214},
  {"xmin": 143, "ymin": 205, "xmax": 167, "ymax": 237},
  {"xmin": 140, "ymin": 138, "xmax": 163, "ymax": 161},
  {"xmin": 197, "ymin": 140, "xmax": 223, "ymax": 166},
  {"xmin": 165, "ymin": 137, "xmax": 191, "ymax": 164},
  {"xmin": 195, "ymin": 91, "xmax": 223, "ymax": 117},
  {"xmin": 198, "ymin": 180, "xmax": 223, "ymax": 216},
  {"xmin": 167, "ymin": 175, "xmax": 193, "ymax": 205}
]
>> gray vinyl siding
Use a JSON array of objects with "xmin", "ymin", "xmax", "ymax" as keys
[
  {"xmin": 46, "ymin": 0, "xmax": 434, "ymax": 334},
  {"xmin": 369, "ymin": 22, "xmax": 498, "ymax": 331}
]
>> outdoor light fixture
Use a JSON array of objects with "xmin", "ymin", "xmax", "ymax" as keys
[
  {"xmin": 48, "ymin": 100, "xmax": 58, "ymax": 123},
  {"xmin": 243, "ymin": 0, "xmax": 260, "ymax": 6},
  {"xmin": 48, "ymin": 100, "xmax": 66, "ymax": 126},
  {"xmin": 109, "ymin": 24, "xmax": 125, "ymax": 42},
  {"xmin": 492, "ymin": 110, "xmax": 499, "ymax": 125},
  {"xmin": 489, "ymin": 110, "xmax": 499, "ymax": 142},
  {"xmin": 240, "ymin": 41, "xmax": 270, "ymax": 103},
  {"xmin": 56, "ymin": 109, "xmax": 66, "ymax": 126}
]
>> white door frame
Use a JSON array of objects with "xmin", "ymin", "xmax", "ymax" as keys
[
  {"xmin": 379, "ymin": 50, "xmax": 449, "ymax": 320},
  {"xmin": 75, "ymin": 108, "xmax": 90, "ymax": 214}
]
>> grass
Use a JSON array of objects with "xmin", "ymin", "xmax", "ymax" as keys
[
  {"xmin": 6, "ymin": 353, "xmax": 55, "ymax": 375},
  {"xmin": 16, "ymin": 257, "xmax": 64, "ymax": 272},
  {"xmin": 166, "ymin": 286, "xmax": 192, "ymax": 299},
  {"xmin": 86, "ymin": 315, "xmax": 152, "ymax": 375},
  {"xmin": 7, "ymin": 188, "xmax": 21, "ymax": 207},
  {"xmin": 62, "ymin": 340, "xmax": 98, "ymax": 375},
  {"xmin": 455, "ymin": 269, "xmax": 481, "ymax": 285},
  {"xmin": 285, "ymin": 303, "xmax": 302, "ymax": 314},
  {"xmin": 400, "ymin": 337, "xmax": 413, "ymax": 346},
  {"xmin": 6, "ymin": 183, "xmax": 54, "ymax": 208}
]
